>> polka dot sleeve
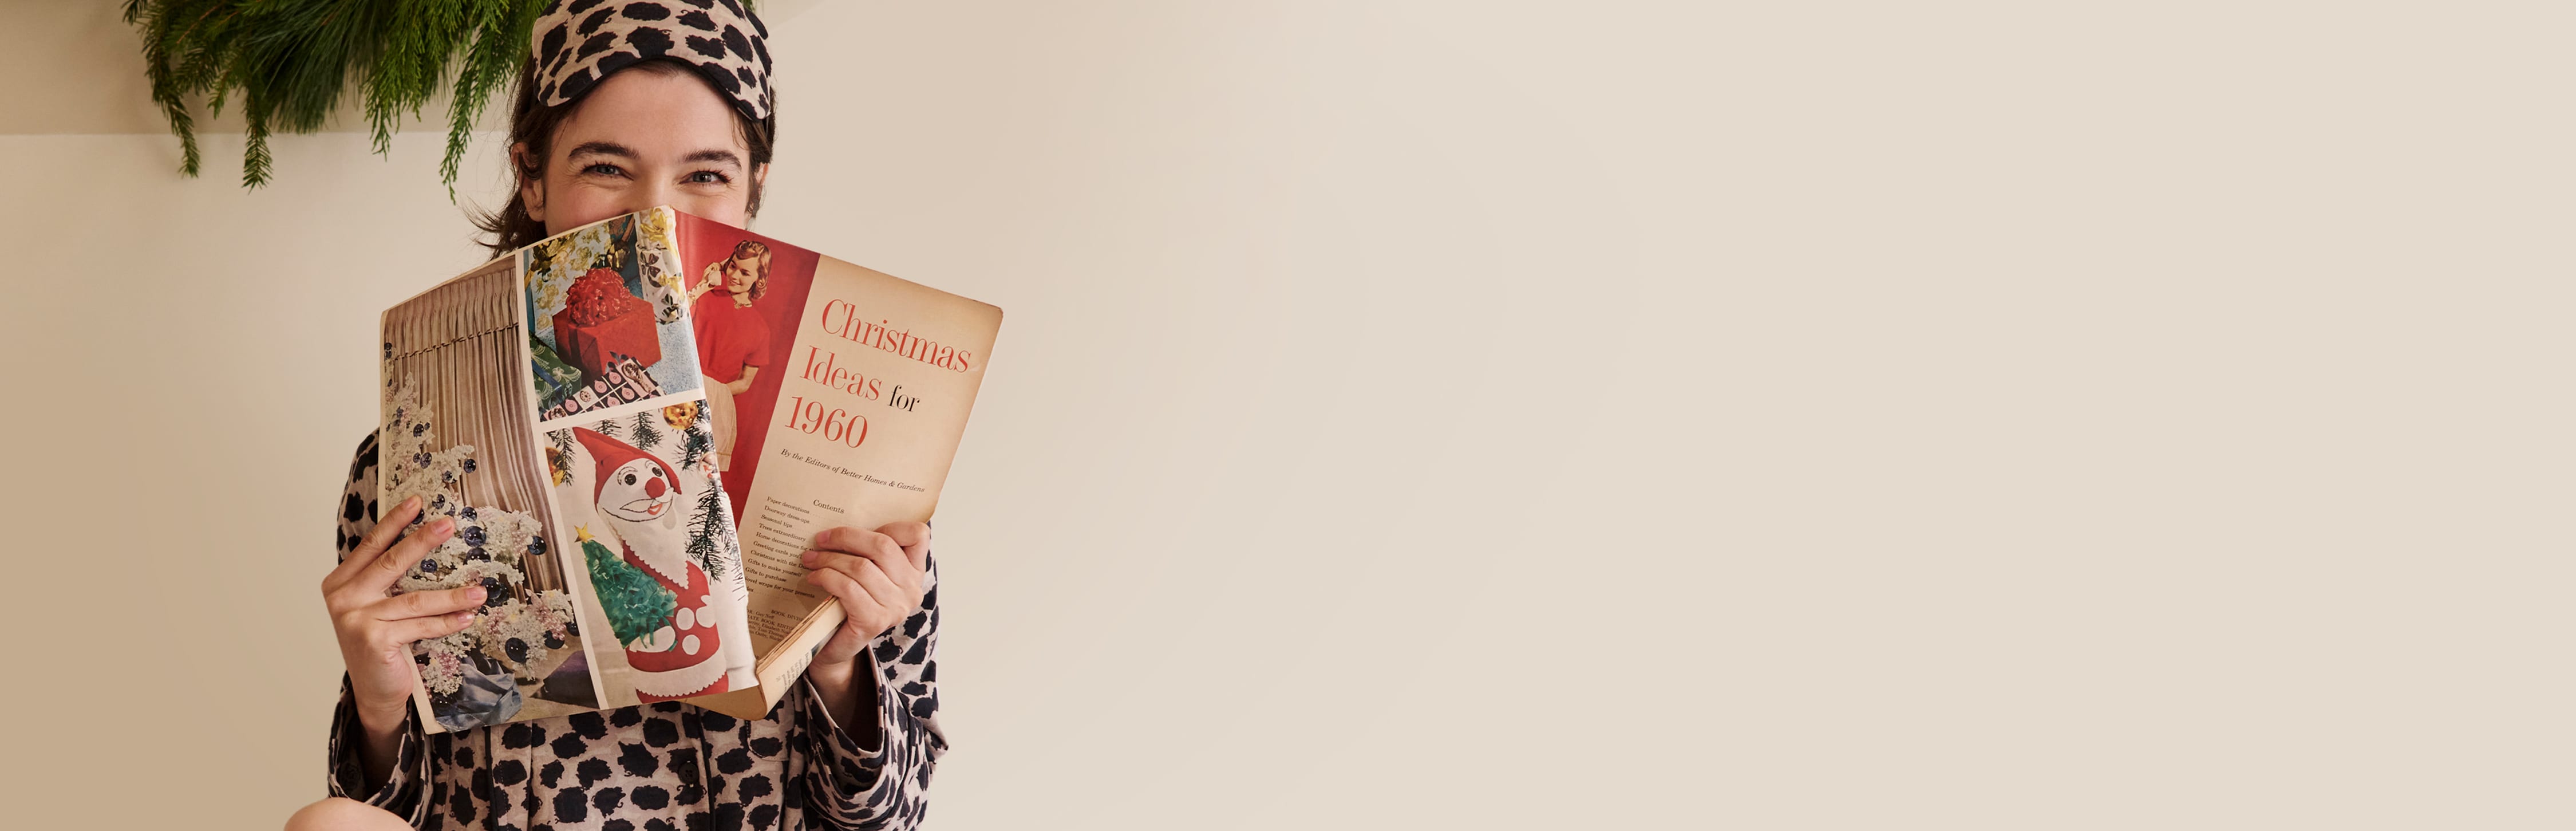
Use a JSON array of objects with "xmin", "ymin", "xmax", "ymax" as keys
[
  {"xmin": 324, "ymin": 431, "xmax": 436, "ymax": 824},
  {"xmin": 793, "ymin": 553, "xmax": 949, "ymax": 829}
]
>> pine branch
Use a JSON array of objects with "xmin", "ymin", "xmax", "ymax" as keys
[
  {"xmin": 122, "ymin": 0, "xmax": 543, "ymax": 190},
  {"xmin": 240, "ymin": 94, "xmax": 271, "ymax": 187},
  {"xmin": 631, "ymin": 410, "xmax": 663, "ymax": 452},
  {"xmin": 686, "ymin": 484, "xmax": 729, "ymax": 582},
  {"xmin": 675, "ymin": 423, "xmax": 712, "ymax": 470},
  {"xmin": 443, "ymin": 0, "xmax": 544, "ymax": 198}
]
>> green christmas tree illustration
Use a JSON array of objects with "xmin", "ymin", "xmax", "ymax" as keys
[{"xmin": 578, "ymin": 527, "xmax": 678, "ymax": 648}]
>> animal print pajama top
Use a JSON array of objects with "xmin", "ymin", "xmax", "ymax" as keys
[{"xmin": 328, "ymin": 432, "xmax": 948, "ymax": 830}]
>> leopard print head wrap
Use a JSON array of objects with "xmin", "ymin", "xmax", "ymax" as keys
[{"xmin": 530, "ymin": 0, "xmax": 774, "ymax": 122}]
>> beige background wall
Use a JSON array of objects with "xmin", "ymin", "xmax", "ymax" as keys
[{"xmin": 1, "ymin": 1, "xmax": 2564, "ymax": 828}]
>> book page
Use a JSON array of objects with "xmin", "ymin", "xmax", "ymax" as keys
[
  {"xmin": 379, "ymin": 255, "xmax": 598, "ymax": 732},
  {"xmin": 674, "ymin": 215, "xmax": 1003, "ymax": 653},
  {"xmin": 524, "ymin": 210, "xmax": 758, "ymax": 712}
]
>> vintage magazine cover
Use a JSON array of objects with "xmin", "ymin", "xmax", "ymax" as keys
[{"xmin": 377, "ymin": 207, "xmax": 1002, "ymax": 732}]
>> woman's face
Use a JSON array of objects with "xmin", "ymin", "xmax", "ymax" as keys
[
  {"xmin": 724, "ymin": 256, "xmax": 759, "ymax": 294},
  {"xmin": 520, "ymin": 68, "xmax": 768, "ymax": 236}
]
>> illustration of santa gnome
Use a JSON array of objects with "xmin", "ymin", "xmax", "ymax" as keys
[{"xmin": 572, "ymin": 427, "xmax": 755, "ymax": 702}]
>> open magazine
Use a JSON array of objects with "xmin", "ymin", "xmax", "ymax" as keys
[{"xmin": 377, "ymin": 207, "xmax": 1001, "ymax": 732}]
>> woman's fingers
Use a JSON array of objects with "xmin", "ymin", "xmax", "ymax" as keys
[
  {"xmin": 322, "ymin": 495, "xmax": 422, "ymax": 594},
  {"xmin": 803, "ymin": 524, "xmax": 931, "ymax": 646},
  {"xmin": 381, "ymin": 608, "xmax": 480, "ymax": 647},
  {"xmin": 845, "ymin": 556, "xmax": 907, "ymax": 610},
  {"xmin": 819, "ymin": 526, "xmax": 916, "ymax": 586},
  {"xmin": 813, "ymin": 526, "xmax": 892, "ymax": 558},
  {"xmin": 802, "ymin": 548, "xmax": 893, "ymax": 604},
  {"xmin": 804, "ymin": 563, "xmax": 886, "ymax": 621},
  {"xmin": 376, "ymin": 584, "xmax": 487, "ymax": 624},
  {"xmin": 877, "ymin": 521, "xmax": 931, "ymax": 573},
  {"xmin": 803, "ymin": 548, "xmax": 909, "ymax": 606},
  {"xmin": 344, "ymin": 516, "xmax": 456, "ymax": 601},
  {"xmin": 340, "ymin": 585, "xmax": 484, "ymax": 652}
]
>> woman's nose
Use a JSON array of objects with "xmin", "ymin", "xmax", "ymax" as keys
[
  {"xmin": 627, "ymin": 181, "xmax": 677, "ymax": 218},
  {"xmin": 646, "ymin": 477, "xmax": 666, "ymax": 498}
]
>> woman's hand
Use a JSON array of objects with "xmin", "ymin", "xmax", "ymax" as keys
[
  {"xmin": 689, "ymin": 263, "xmax": 724, "ymax": 301},
  {"xmin": 799, "ymin": 522, "xmax": 931, "ymax": 735},
  {"xmin": 322, "ymin": 496, "xmax": 487, "ymax": 738}
]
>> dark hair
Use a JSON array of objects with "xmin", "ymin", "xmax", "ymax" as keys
[{"xmin": 474, "ymin": 57, "xmax": 777, "ymax": 257}]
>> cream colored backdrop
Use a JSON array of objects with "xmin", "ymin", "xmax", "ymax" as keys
[{"xmin": 3, "ymin": 1, "xmax": 2567, "ymax": 828}]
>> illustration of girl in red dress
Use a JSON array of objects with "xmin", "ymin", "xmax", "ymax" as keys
[{"xmin": 688, "ymin": 240, "xmax": 774, "ymax": 472}]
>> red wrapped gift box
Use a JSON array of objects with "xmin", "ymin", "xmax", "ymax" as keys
[{"xmin": 552, "ymin": 269, "xmax": 661, "ymax": 382}]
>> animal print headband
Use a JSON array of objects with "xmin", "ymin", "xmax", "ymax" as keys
[{"xmin": 530, "ymin": 0, "xmax": 775, "ymax": 122}]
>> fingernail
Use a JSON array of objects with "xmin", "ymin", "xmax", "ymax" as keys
[
  {"xmin": 799, "ymin": 550, "xmax": 816, "ymax": 564},
  {"xmin": 433, "ymin": 517, "xmax": 455, "ymax": 533},
  {"xmin": 468, "ymin": 586, "xmax": 487, "ymax": 602}
]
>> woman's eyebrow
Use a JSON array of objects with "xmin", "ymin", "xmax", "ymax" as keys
[
  {"xmin": 566, "ymin": 141, "xmax": 638, "ymax": 160},
  {"xmin": 682, "ymin": 149, "xmax": 744, "ymax": 167}
]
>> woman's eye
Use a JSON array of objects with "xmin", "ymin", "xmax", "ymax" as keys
[
  {"xmin": 686, "ymin": 170, "xmax": 731, "ymax": 185},
  {"xmin": 583, "ymin": 163, "xmax": 625, "ymax": 177}
]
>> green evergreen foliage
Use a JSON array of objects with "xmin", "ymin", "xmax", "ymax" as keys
[
  {"xmin": 631, "ymin": 410, "xmax": 664, "ymax": 452},
  {"xmin": 581, "ymin": 535, "xmax": 677, "ymax": 647},
  {"xmin": 120, "ymin": 0, "xmax": 544, "ymax": 191},
  {"xmin": 675, "ymin": 424, "xmax": 712, "ymax": 470},
  {"xmin": 686, "ymin": 482, "xmax": 729, "ymax": 581}
]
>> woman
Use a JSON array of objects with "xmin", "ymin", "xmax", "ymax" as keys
[
  {"xmin": 689, "ymin": 239, "xmax": 777, "ymax": 473},
  {"xmin": 290, "ymin": 4, "xmax": 945, "ymax": 829}
]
